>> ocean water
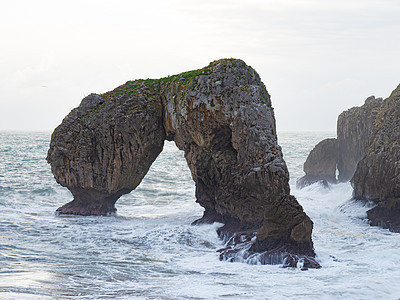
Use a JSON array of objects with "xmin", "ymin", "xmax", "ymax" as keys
[{"xmin": 1, "ymin": 131, "xmax": 400, "ymax": 299}]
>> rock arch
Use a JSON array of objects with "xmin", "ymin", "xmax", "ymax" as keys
[
  {"xmin": 47, "ymin": 59, "xmax": 319, "ymax": 267},
  {"xmin": 297, "ymin": 96, "xmax": 383, "ymax": 188}
]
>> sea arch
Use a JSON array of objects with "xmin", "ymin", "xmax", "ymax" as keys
[{"xmin": 47, "ymin": 59, "xmax": 319, "ymax": 267}]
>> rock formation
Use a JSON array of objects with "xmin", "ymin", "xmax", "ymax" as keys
[
  {"xmin": 351, "ymin": 84, "xmax": 400, "ymax": 232},
  {"xmin": 297, "ymin": 83, "xmax": 400, "ymax": 232},
  {"xmin": 296, "ymin": 138, "xmax": 338, "ymax": 188},
  {"xmin": 297, "ymin": 96, "xmax": 382, "ymax": 188},
  {"xmin": 47, "ymin": 58, "xmax": 319, "ymax": 267},
  {"xmin": 47, "ymin": 91, "xmax": 165, "ymax": 216},
  {"xmin": 337, "ymin": 96, "xmax": 383, "ymax": 182}
]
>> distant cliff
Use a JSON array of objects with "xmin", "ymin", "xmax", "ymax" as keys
[
  {"xmin": 297, "ymin": 83, "xmax": 400, "ymax": 232},
  {"xmin": 337, "ymin": 96, "xmax": 383, "ymax": 182},
  {"xmin": 297, "ymin": 96, "xmax": 382, "ymax": 188},
  {"xmin": 352, "ymin": 84, "xmax": 400, "ymax": 232},
  {"xmin": 47, "ymin": 59, "xmax": 319, "ymax": 267}
]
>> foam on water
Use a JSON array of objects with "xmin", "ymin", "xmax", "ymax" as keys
[{"xmin": 1, "ymin": 131, "xmax": 400, "ymax": 299}]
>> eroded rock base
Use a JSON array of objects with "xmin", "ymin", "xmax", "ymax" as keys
[
  {"xmin": 367, "ymin": 206, "xmax": 400, "ymax": 233},
  {"xmin": 55, "ymin": 188, "xmax": 131, "ymax": 216},
  {"xmin": 216, "ymin": 229, "xmax": 321, "ymax": 269},
  {"xmin": 56, "ymin": 199, "xmax": 116, "ymax": 216}
]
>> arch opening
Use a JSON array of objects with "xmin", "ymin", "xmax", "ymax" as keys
[{"xmin": 116, "ymin": 141, "xmax": 200, "ymax": 219}]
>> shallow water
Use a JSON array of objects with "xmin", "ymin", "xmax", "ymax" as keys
[{"xmin": 0, "ymin": 131, "xmax": 399, "ymax": 299}]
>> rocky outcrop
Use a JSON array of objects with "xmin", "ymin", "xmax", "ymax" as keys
[
  {"xmin": 47, "ymin": 91, "xmax": 165, "ymax": 216},
  {"xmin": 297, "ymin": 96, "xmax": 382, "ymax": 187},
  {"xmin": 351, "ymin": 84, "xmax": 400, "ymax": 232},
  {"xmin": 337, "ymin": 96, "xmax": 383, "ymax": 182},
  {"xmin": 296, "ymin": 138, "xmax": 338, "ymax": 188},
  {"xmin": 48, "ymin": 59, "xmax": 319, "ymax": 267}
]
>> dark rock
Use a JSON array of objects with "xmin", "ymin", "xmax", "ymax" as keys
[
  {"xmin": 47, "ymin": 92, "xmax": 165, "ymax": 215},
  {"xmin": 281, "ymin": 254, "xmax": 321, "ymax": 270},
  {"xmin": 367, "ymin": 205, "xmax": 400, "ymax": 233},
  {"xmin": 48, "ymin": 58, "xmax": 318, "ymax": 265},
  {"xmin": 297, "ymin": 138, "xmax": 338, "ymax": 188},
  {"xmin": 302, "ymin": 256, "xmax": 321, "ymax": 269},
  {"xmin": 249, "ymin": 195, "xmax": 315, "ymax": 257},
  {"xmin": 282, "ymin": 254, "xmax": 298, "ymax": 268},
  {"xmin": 352, "ymin": 84, "xmax": 400, "ymax": 232}
]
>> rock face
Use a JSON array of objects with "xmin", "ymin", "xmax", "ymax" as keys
[
  {"xmin": 296, "ymin": 138, "xmax": 338, "ymax": 188},
  {"xmin": 48, "ymin": 59, "xmax": 319, "ymax": 266},
  {"xmin": 47, "ymin": 91, "xmax": 165, "ymax": 215},
  {"xmin": 337, "ymin": 96, "xmax": 383, "ymax": 182},
  {"xmin": 297, "ymin": 96, "xmax": 382, "ymax": 188},
  {"xmin": 351, "ymin": 84, "xmax": 400, "ymax": 232}
]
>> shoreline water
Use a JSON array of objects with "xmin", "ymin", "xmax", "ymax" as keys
[{"xmin": 1, "ymin": 131, "xmax": 399, "ymax": 299}]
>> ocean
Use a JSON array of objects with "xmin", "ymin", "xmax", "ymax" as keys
[{"xmin": 1, "ymin": 131, "xmax": 399, "ymax": 299}]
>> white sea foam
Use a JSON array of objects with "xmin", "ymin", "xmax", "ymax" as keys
[{"xmin": 1, "ymin": 132, "xmax": 400, "ymax": 299}]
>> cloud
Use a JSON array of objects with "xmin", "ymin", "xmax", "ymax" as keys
[{"xmin": 0, "ymin": 0, "xmax": 399, "ymax": 131}]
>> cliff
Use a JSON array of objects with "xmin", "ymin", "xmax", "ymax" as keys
[
  {"xmin": 297, "ymin": 96, "xmax": 382, "ymax": 187},
  {"xmin": 47, "ymin": 59, "xmax": 319, "ymax": 267},
  {"xmin": 351, "ymin": 84, "xmax": 400, "ymax": 232},
  {"xmin": 337, "ymin": 96, "xmax": 383, "ymax": 182}
]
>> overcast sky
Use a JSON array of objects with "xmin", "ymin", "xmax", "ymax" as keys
[{"xmin": 1, "ymin": 0, "xmax": 399, "ymax": 132}]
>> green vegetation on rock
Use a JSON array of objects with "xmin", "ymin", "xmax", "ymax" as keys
[{"xmin": 102, "ymin": 61, "xmax": 216, "ymax": 101}]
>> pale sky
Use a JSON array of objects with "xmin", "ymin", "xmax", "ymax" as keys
[{"xmin": 1, "ymin": 0, "xmax": 399, "ymax": 131}]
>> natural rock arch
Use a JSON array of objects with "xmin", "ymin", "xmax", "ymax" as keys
[{"xmin": 47, "ymin": 59, "xmax": 319, "ymax": 267}]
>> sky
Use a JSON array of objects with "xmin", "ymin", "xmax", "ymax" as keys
[{"xmin": 1, "ymin": 0, "xmax": 399, "ymax": 132}]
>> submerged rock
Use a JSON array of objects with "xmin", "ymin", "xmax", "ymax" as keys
[
  {"xmin": 351, "ymin": 84, "xmax": 400, "ymax": 232},
  {"xmin": 48, "ymin": 58, "xmax": 319, "ymax": 267}
]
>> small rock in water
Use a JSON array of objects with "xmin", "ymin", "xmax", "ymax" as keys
[{"xmin": 282, "ymin": 255, "xmax": 298, "ymax": 268}]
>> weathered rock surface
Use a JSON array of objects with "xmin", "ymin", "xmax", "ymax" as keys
[
  {"xmin": 351, "ymin": 84, "xmax": 400, "ymax": 232},
  {"xmin": 337, "ymin": 96, "xmax": 383, "ymax": 182},
  {"xmin": 296, "ymin": 138, "xmax": 338, "ymax": 188},
  {"xmin": 47, "ymin": 91, "xmax": 165, "ymax": 216},
  {"xmin": 48, "ymin": 59, "xmax": 319, "ymax": 266},
  {"xmin": 297, "ymin": 96, "xmax": 382, "ymax": 188}
]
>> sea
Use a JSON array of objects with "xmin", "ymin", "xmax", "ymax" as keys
[{"xmin": 1, "ymin": 131, "xmax": 399, "ymax": 300}]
